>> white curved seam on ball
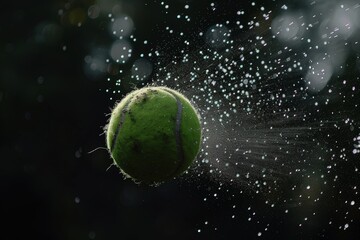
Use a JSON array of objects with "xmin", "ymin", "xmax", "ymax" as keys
[
  {"xmin": 110, "ymin": 96, "xmax": 134, "ymax": 152},
  {"xmin": 164, "ymin": 90, "xmax": 185, "ymax": 174}
]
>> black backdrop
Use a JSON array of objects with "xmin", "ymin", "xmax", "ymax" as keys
[{"xmin": 1, "ymin": 0, "xmax": 360, "ymax": 239}]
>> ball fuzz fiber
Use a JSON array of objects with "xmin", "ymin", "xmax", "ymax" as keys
[{"xmin": 106, "ymin": 86, "xmax": 202, "ymax": 184}]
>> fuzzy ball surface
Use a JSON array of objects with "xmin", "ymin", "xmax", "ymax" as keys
[{"xmin": 106, "ymin": 86, "xmax": 202, "ymax": 184}]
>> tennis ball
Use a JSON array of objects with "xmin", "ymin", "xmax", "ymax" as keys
[{"xmin": 106, "ymin": 86, "xmax": 202, "ymax": 184}]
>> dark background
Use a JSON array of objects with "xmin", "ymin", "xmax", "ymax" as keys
[{"xmin": 1, "ymin": 0, "xmax": 360, "ymax": 239}]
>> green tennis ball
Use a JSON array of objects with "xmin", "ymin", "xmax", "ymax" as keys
[{"xmin": 106, "ymin": 86, "xmax": 202, "ymax": 184}]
